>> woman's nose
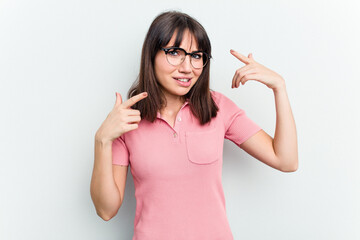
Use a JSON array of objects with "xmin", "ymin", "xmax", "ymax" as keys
[{"xmin": 178, "ymin": 55, "xmax": 192, "ymax": 73}]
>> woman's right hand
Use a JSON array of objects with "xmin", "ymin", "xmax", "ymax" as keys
[{"xmin": 95, "ymin": 92, "xmax": 148, "ymax": 143}]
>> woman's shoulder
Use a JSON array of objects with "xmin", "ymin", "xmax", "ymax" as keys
[
  {"xmin": 210, "ymin": 89, "xmax": 223, "ymax": 101},
  {"xmin": 210, "ymin": 89, "xmax": 243, "ymax": 114},
  {"xmin": 210, "ymin": 90, "xmax": 232, "ymax": 106}
]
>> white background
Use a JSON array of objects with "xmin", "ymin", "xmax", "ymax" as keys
[{"xmin": 1, "ymin": 0, "xmax": 359, "ymax": 239}]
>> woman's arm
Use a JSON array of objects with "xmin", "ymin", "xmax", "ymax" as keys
[
  {"xmin": 91, "ymin": 138, "xmax": 123, "ymax": 220},
  {"xmin": 240, "ymin": 85, "xmax": 298, "ymax": 172},
  {"xmin": 90, "ymin": 92, "xmax": 147, "ymax": 220},
  {"xmin": 230, "ymin": 50, "xmax": 298, "ymax": 172}
]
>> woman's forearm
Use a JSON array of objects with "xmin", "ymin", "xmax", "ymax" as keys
[
  {"xmin": 273, "ymin": 83, "xmax": 298, "ymax": 171},
  {"xmin": 90, "ymin": 137, "xmax": 122, "ymax": 220}
]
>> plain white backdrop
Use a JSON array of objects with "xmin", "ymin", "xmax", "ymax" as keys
[{"xmin": 1, "ymin": 0, "xmax": 359, "ymax": 239}]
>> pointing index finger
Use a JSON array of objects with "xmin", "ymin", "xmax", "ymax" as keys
[
  {"xmin": 230, "ymin": 49, "xmax": 250, "ymax": 64},
  {"xmin": 122, "ymin": 92, "xmax": 148, "ymax": 109}
]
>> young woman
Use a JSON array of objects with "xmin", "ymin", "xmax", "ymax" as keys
[{"xmin": 90, "ymin": 11, "xmax": 298, "ymax": 240}]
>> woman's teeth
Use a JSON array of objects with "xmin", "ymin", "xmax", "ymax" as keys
[{"xmin": 177, "ymin": 79, "xmax": 189, "ymax": 82}]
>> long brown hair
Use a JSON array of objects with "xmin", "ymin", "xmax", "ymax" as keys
[{"xmin": 128, "ymin": 11, "xmax": 218, "ymax": 125}]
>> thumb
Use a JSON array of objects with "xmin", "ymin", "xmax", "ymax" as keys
[
  {"xmin": 115, "ymin": 92, "xmax": 122, "ymax": 106},
  {"xmin": 248, "ymin": 53, "xmax": 254, "ymax": 59}
]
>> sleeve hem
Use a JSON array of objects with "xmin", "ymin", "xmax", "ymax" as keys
[
  {"xmin": 112, "ymin": 163, "xmax": 129, "ymax": 166},
  {"xmin": 238, "ymin": 128, "xmax": 262, "ymax": 147}
]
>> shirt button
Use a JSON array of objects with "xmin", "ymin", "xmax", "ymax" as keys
[
  {"xmin": 177, "ymin": 117, "xmax": 182, "ymax": 122},
  {"xmin": 173, "ymin": 132, "xmax": 177, "ymax": 138}
]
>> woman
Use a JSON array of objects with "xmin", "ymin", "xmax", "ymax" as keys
[{"xmin": 90, "ymin": 11, "xmax": 298, "ymax": 239}]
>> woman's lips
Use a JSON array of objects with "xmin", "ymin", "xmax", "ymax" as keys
[{"xmin": 173, "ymin": 77, "xmax": 191, "ymax": 87}]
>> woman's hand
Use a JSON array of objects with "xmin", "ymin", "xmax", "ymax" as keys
[
  {"xmin": 230, "ymin": 49, "xmax": 285, "ymax": 91},
  {"xmin": 95, "ymin": 92, "xmax": 148, "ymax": 143}
]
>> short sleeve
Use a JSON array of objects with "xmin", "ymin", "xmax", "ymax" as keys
[
  {"xmin": 212, "ymin": 91, "xmax": 262, "ymax": 147},
  {"xmin": 112, "ymin": 135, "xmax": 130, "ymax": 166}
]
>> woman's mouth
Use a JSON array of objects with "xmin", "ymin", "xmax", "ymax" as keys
[{"xmin": 174, "ymin": 77, "xmax": 191, "ymax": 87}]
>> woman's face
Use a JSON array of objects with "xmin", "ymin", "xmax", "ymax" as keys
[{"xmin": 154, "ymin": 30, "xmax": 203, "ymax": 102}]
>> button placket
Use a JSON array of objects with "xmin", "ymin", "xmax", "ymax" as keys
[
  {"xmin": 172, "ymin": 114, "xmax": 182, "ymax": 142},
  {"xmin": 157, "ymin": 101, "xmax": 187, "ymax": 143},
  {"xmin": 171, "ymin": 129, "xmax": 180, "ymax": 143},
  {"xmin": 172, "ymin": 121, "xmax": 179, "ymax": 142}
]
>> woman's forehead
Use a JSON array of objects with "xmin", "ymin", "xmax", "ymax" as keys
[{"xmin": 166, "ymin": 30, "xmax": 199, "ymax": 51}]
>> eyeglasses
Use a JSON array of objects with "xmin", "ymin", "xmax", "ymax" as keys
[{"xmin": 160, "ymin": 47, "xmax": 210, "ymax": 69}]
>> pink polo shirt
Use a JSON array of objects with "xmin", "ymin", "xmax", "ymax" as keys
[{"xmin": 112, "ymin": 90, "xmax": 262, "ymax": 240}]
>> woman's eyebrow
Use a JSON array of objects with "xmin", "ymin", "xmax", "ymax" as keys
[
  {"xmin": 164, "ymin": 46, "xmax": 201, "ymax": 53},
  {"xmin": 163, "ymin": 45, "xmax": 177, "ymax": 49}
]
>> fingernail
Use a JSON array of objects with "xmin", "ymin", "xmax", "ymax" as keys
[{"xmin": 143, "ymin": 92, "xmax": 148, "ymax": 96}]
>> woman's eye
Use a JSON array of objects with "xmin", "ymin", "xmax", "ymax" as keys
[
  {"xmin": 168, "ymin": 50, "xmax": 179, "ymax": 56},
  {"xmin": 191, "ymin": 53, "xmax": 202, "ymax": 60}
]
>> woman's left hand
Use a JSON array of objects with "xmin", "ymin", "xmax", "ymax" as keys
[{"xmin": 230, "ymin": 49, "xmax": 285, "ymax": 91}]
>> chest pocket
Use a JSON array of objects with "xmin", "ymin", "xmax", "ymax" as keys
[{"xmin": 185, "ymin": 128, "xmax": 221, "ymax": 165}]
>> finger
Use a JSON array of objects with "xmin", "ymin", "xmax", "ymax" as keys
[
  {"xmin": 233, "ymin": 70, "xmax": 242, "ymax": 88},
  {"xmin": 235, "ymin": 73, "xmax": 242, "ymax": 88},
  {"xmin": 236, "ymin": 69, "xmax": 257, "ymax": 88},
  {"xmin": 232, "ymin": 72, "xmax": 236, "ymax": 88},
  {"xmin": 230, "ymin": 49, "xmax": 250, "ymax": 64},
  {"xmin": 238, "ymin": 70, "xmax": 257, "ymax": 87},
  {"xmin": 232, "ymin": 65, "xmax": 252, "ymax": 88},
  {"xmin": 121, "ymin": 108, "xmax": 141, "ymax": 117},
  {"xmin": 237, "ymin": 64, "xmax": 253, "ymax": 75},
  {"xmin": 238, "ymin": 73, "xmax": 259, "ymax": 87},
  {"xmin": 115, "ymin": 92, "xmax": 123, "ymax": 106},
  {"xmin": 234, "ymin": 67, "xmax": 256, "ymax": 88},
  {"xmin": 248, "ymin": 53, "xmax": 256, "ymax": 62},
  {"xmin": 127, "ymin": 109, "xmax": 141, "ymax": 116},
  {"xmin": 123, "ymin": 123, "xmax": 139, "ymax": 133},
  {"xmin": 125, "ymin": 115, "xmax": 141, "ymax": 123},
  {"xmin": 232, "ymin": 70, "xmax": 240, "ymax": 88},
  {"xmin": 122, "ymin": 92, "xmax": 148, "ymax": 109}
]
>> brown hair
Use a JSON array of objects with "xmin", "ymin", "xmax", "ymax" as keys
[{"xmin": 127, "ymin": 11, "xmax": 218, "ymax": 125}]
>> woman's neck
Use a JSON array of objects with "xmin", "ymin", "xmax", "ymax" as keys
[{"xmin": 160, "ymin": 95, "xmax": 186, "ymax": 117}]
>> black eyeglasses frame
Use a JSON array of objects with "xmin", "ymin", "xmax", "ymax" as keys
[{"xmin": 160, "ymin": 47, "xmax": 211, "ymax": 69}]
